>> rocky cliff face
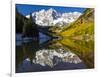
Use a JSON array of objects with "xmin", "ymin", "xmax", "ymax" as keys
[{"xmin": 26, "ymin": 8, "xmax": 82, "ymax": 26}]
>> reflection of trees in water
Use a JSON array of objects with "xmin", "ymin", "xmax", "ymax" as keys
[
  {"xmin": 52, "ymin": 39, "xmax": 94, "ymax": 68},
  {"xmin": 22, "ymin": 40, "xmax": 39, "ymax": 63},
  {"xmin": 42, "ymin": 38, "xmax": 94, "ymax": 68},
  {"xmin": 16, "ymin": 40, "xmax": 39, "ymax": 68},
  {"xmin": 16, "ymin": 46, "xmax": 24, "ymax": 70},
  {"xmin": 16, "ymin": 37, "xmax": 94, "ymax": 71}
]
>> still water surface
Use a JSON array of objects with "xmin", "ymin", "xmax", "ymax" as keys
[{"xmin": 16, "ymin": 34, "xmax": 94, "ymax": 73}]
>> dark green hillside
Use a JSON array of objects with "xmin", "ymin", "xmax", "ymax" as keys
[
  {"xmin": 16, "ymin": 8, "xmax": 28, "ymax": 33},
  {"xmin": 16, "ymin": 8, "xmax": 39, "ymax": 38}
]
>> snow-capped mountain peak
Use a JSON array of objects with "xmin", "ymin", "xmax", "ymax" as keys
[{"xmin": 26, "ymin": 8, "xmax": 82, "ymax": 26}]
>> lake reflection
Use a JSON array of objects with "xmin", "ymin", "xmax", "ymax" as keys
[{"xmin": 16, "ymin": 36, "xmax": 94, "ymax": 73}]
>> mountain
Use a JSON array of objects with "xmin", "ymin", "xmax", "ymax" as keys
[
  {"xmin": 26, "ymin": 8, "xmax": 82, "ymax": 26},
  {"xmin": 59, "ymin": 8, "xmax": 94, "ymax": 40}
]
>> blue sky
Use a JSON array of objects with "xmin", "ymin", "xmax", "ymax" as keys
[{"xmin": 16, "ymin": 4, "xmax": 86, "ymax": 16}]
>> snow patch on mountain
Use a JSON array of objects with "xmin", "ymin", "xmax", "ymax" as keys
[{"xmin": 26, "ymin": 8, "xmax": 82, "ymax": 26}]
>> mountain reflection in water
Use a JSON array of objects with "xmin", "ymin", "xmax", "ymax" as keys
[
  {"xmin": 16, "ymin": 34, "xmax": 94, "ymax": 73},
  {"xmin": 27, "ymin": 49, "xmax": 82, "ymax": 67}
]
